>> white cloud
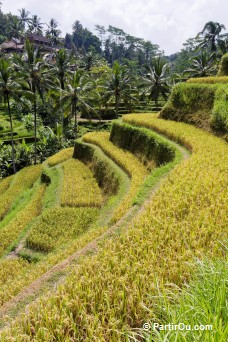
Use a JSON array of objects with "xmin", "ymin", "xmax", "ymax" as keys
[{"xmin": 1, "ymin": 0, "xmax": 227, "ymax": 54}]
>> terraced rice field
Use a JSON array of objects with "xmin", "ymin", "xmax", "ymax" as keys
[{"xmin": 0, "ymin": 115, "xmax": 226, "ymax": 341}]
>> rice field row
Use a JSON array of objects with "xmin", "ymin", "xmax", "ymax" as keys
[
  {"xmin": 0, "ymin": 175, "xmax": 13, "ymax": 195},
  {"xmin": 0, "ymin": 185, "xmax": 46, "ymax": 257},
  {"xmin": 60, "ymin": 158, "xmax": 103, "ymax": 208},
  {"xmin": 1, "ymin": 115, "xmax": 226, "ymax": 340},
  {"xmin": 0, "ymin": 165, "xmax": 42, "ymax": 220},
  {"xmin": 83, "ymin": 131, "xmax": 149, "ymax": 221},
  {"xmin": 47, "ymin": 147, "xmax": 74, "ymax": 167},
  {"xmin": 26, "ymin": 207, "xmax": 100, "ymax": 253}
]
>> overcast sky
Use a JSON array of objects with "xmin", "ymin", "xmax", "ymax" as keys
[{"xmin": 1, "ymin": 0, "xmax": 227, "ymax": 55}]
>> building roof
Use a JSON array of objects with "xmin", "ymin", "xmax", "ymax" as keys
[
  {"xmin": 27, "ymin": 33, "xmax": 50, "ymax": 44},
  {"xmin": 0, "ymin": 41, "xmax": 24, "ymax": 51}
]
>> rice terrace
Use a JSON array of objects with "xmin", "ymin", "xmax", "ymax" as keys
[{"xmin": 0, "ymin": 4, "xmax": 227, "ymax": 341}]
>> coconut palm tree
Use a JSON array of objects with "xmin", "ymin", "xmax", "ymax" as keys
[
  {"xmin": 18, "ymin": 8, "xmax": 30, "ymax": 31},
  {"xmin": 0, "ymin": 58, "xmax": 30, "ymax": 173},
  {"xmin": 48, "ymin": 48, "xmax": 73, "ymax": 137},
  {"xmin": 59, "ymin": 71, "xmax": 94, "ymax": 139},
  {"xmin": 184, "ymin": 51, "xmax": 217, "ymax": 77},
  {"xmin": 8, "ymin": 16, "xmax": 23, "ymax": 39},
  {"xmin": 102, "ymin": 61, "xmax": 136, "ymax": 118},
  {"xmin": 28, "ymin": 15, "xmax": 45, "ymax": 35},
  {"xmin": 141, "ymin": 57, "xmax": 170, "ymax": 111},
  {"xmin": 46, "ymin": 18, "xmax": 61, "ymax": 46},
  {"xmin": 13, "ymin": 39, "xmax": 54, "ymax": 164},
  {"xmin": 199, "ymin": 21, "xmax": 228, "ymax": 52}
]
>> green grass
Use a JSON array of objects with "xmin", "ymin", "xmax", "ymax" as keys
[{"xmin": 133, "ymin": 259, "xmax": 227, "ymax": 342}]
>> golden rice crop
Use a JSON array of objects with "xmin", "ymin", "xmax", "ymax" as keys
[
  {"xmin": 0, "ymin": 165, "xmax": 42, "ymax": 220},
  {"xmin": 83, "ymin": 131, "xmax": 149, "ymax": 221},
  {"xmin": 0, "ymin": 185, "xmax": 46, "ymax": 257},
  {"xmin": 0, "ymin": 175, "xmax": 13, "ymax": 195},
  {"xmin": 47, "ymin": 147, "xmax": 74, "ymax": 167},
  {"xmin": 0, "ymin": 258, "xmax": 30, "ymax": 306},
  {"xmin": 187, "ymin": 76, "xmax": 228, "ymax": 84},
  {"xmin": 1, "ymin": 115, "xmax": 227, "ymax": 340},
  {"xmin": 26, "ymin": 207, "xmax": 99, "ymax": 253},
  {"xmin": 60, "ymin": 158, "xmax": 103, "ymax": 208}
]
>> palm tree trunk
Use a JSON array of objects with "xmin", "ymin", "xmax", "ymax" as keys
[
  {"xmin": 115, "ymin": 93, "xmax": 119, "ymax": 119},
  {"xmin": 73, "ymin": 99, "xmax": 78, "ymax": 140},
  {"xmin": 7, "ymin": 95, "xmax": 16, "ymax": 174},
  {"xmin": 34, "ymin": 89, "xmax": 37, "ymax": 165},
  {"xmin": 60, "ymin": 80, "xmax": 64, "ymax": 141}
]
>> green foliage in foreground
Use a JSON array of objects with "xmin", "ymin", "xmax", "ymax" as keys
[
  {"xmin": 160, "ymin": 83, "xmax": 228, "ymax": 135},
  {"xmin": 135, "ymin": 259, "xmax": 227, "ymax": 342}
]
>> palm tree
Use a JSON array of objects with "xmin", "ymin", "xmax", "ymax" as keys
[
  {"xmin": 59, "ymin": 71, "xmax": 94, "ymax": 139},
  {"xmin": 8, "ymin": 16, "xmax": 23, "ymax": 39},
  {"xmin": 28, "ymin": 15, "xmax": 45, "ymax": 35},
  {"xmin": 199, "ymin": 21, "xmax": 228, "ymax": 52},
  {"xmin": 46, "ymin": 18, "xmax": 61, "ymax": 46},
  {"xmin": 13, "ymin": 39, "xmax": 53, "ymax": 164},
  {"xmin": 48, "ymin": 48, "xmax": 73, "ymax": 137},
  {"xmin": 184, "ymin": 51, "xmax": 216, "ymax": 77},
  {"xmin": 141, "ymin": 57, "xmax": 170, "ymax": 111},
  {"xmin": 102, "ymin": 61, "xmax": 136, "ymax": 118},
  {"xmin": 18, "ymin": 8, "xmax": 30, "ymax": 31},
  {"xmin": 0, "ymin": 59, "xmax": 30, "ymax": 173}
]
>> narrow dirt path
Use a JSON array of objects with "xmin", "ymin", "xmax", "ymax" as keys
[{"xmin": 0, "ymin": 134, "xmax": 190, "ymax": 328}]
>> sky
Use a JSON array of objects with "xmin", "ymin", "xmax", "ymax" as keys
[{"xmin": 1, "ymin": 0, "xmax": 228, "ymax": 55}]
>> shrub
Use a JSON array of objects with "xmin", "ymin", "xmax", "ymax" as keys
[
  {"xmin": 160, "ymin": 83, "xmax": 228, "ymax": 135},
  {"xmin": 110, "ymin": 121, "xmax": 175, "ymax": 167},
  {"xmin": 211, "ymin": 85, "xmax": 228, "ymax": 132},
  {"xmin": 217, "ymin": 53, "xmax": 228, "ymax": 76},
  {"xmin": 160, "ymin": 83, "xmax": 216, "ymax": 120}
]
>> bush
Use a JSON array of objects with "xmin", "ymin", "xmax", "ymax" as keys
[
  {"xmin": 211, "ymin": 85, "xmax": 228, "ymax": 132},
  {"xmin": 110, "ymin": 121, "xmax": 175, "ymax": 167},
  {"xmin": 217, "ymin": 53, "xmax": 228, "ymax": 76},
  {"xmin": 160, "ymin": 83, "xmax": 228, "ymax": 135},
  {"xmin": 160, "ymin": 83, "xmax": 216, "ymax": 120}
]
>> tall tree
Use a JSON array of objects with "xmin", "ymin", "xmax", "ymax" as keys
[
  {"xmin": 46, "ymin": 18, "xmax": 61, "ymax": 46},
  {"xmin": 18, "ymin": 8, "xmax": 30, "ymax": 31},
  {"xmin": 184, "ymin": 51, "xmax": 217, "ymax": 77},
  {"xmin": 59, "ymin": 71, "xmax": 94, "ymax": 139},
  {"xmin": 0, "ymin": 58, "xmax": 30, "ymax": 173},
  {"xmin": 49, "ymin": 48, "xmax": 72, "ymax": 136},
  {"xmin": 102, "ymin": 61, "xmax": 136, "ymax": 118},
  {"xmin": 13, "ymin": 39, "xmax": 53, "ymax": 163},
  {"xmin": 28, "ymin": 15, "xmax": 44, "ymax": 35},
  {"xmin": 0, "ymin": 58, "xmax": 16, "ymax": 173},
  {"xmin": 141, "ymin": 57, "xmax": 170, "ymax": 111},
  {"xmin": 199, "ymin": 21, "xmax": 228, "ymax": 52}
]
